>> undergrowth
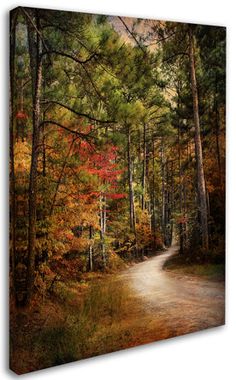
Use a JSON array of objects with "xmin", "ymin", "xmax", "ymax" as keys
[{"xmin": 10, "ymin": 278, "xmax": 130, "ymax": 373}]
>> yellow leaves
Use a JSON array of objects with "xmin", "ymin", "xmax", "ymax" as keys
[
  {"xmin": 14, "ymin": 140, "xmax": 31, "ymax": 173},
  {"xmin": 136, "ymin": 208, "xmax": 152, "ymax": 248},
  {"xmin": 34, "ymin": 271, "xmax": 47, "ymax": 295},
  {"xmin": 71, "ymin": 236, "xmax": 90, "ymax": 252},
  {"xmin": 80, "ymin": 206, "xmax": 100, "ymax": 229},
  {"xmin": 106, "ymin": 250, "xmax": 125, "ymax": 270}
]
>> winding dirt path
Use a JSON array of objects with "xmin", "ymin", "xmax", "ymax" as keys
[
  {"xmin": 109, "ymin": 245, "xmax": 225, "ymax": 347},
  {"xmin": 10, "ymin": 246, "xmax": 225, "ymax": 373}
]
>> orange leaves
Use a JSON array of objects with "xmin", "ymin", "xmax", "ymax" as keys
[
  {"xmin": 14, "ymin": 140, "xmax": 31, "ymax": 174},
  {"xmin": 136, "ymin": 209, "xmax": 152, "ymax": 248},
  {"xmin": 70, "ymin": 236, "xmax": 90, "ymax": 252},
  {"xmin": 176, "ymin": 215, "xmax": 188, "ymax": 224},
  {"xmin": 65, "ymin": 232, "xmax": 74, "ymax": 241}
]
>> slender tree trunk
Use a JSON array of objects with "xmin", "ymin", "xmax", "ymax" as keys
[
  {"xmin": 10, "ymin": 10, "xmax": 17, "ymax": 294},
  {"xmin": 127, "ymin": 125, "xmax": 135, "ymax": 231},
  {"xmin": 183, "ymin": 176, "xmax": 189, "ymax": 248},
  {"xmin": 141, "ymin": 124, "xmax": 147, "ymax": 259},
  {"xmin": 26, "ymin": 13, "xmax": 43, "ymax": 304},
  {"xmin": 141, "ymin": 123, "xmax": 146, "ymax": 210},
  {"xmin": 165, "ymin": 161, "xmax": 171, "ymax": 246},
  {"xmin": 189, "ymin": 26, "xmax": 209, "ymax": 251},
  {"xmin": 160, "ymin": 140, "xmax": 166, "ymax": 245},
  {"xmin": 170, "ymin": 161, "xmax": 174, "ymax": 245},
  {"xmin": 151, "ymin": 137, "xmax": 157, "ymax": 246},
  {"xmin": 49, "ymin": 138, "xmax": 75, "ymax": 216},
  {"xmin": 89, "ymin": 226, "xmax": 93, "ymax": 271},
  {"xmin": 100, "ymin": 195, "xmax": 106, "ymax": 267},
  {"xmin": 103, "ymin": 195, "xmax": 107, "ymax": 234},
  {"xmin": 178, "ymin": 124, "xmax": 184, "ymax": 254},
  {"xmin": 42, "ymin": 74, "xmax": 47, "ymax": 178},
  {"xmin": 215, "ymin": 114, "xmax": 222, "ymax": 184},
  {"xmin": 214, "ymin": 87, "xmax": 222, "ymax": 186}
]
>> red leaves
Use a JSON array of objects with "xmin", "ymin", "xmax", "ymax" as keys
[
  {"xmin": 76, "ymin": 191, "xmax": 100, "ymax": 200},
  {"xmin": 76, "ymin": 191, "xmax": 126, "ymax": 200},
  {"xmin": 78, "ymin": 141, "xmax": 127, "ymax": 203},
  {"xmin": 62, "ymin": 122, "xmax": 127, "ymax": 204},
  {"xmin": 16, "ymin": 111, "xmax": 28, "ymax": 119},
  {"xmin": 85, "ymin": 148, "xmax": 124, "ymax": 184},
  {"xmin": 105, "ymin": 193, "xmax": 127, "ymax": 199}
]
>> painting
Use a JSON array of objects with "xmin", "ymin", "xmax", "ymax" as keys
[{"xmin": 9, "ymin": 6, "xmax": 225, "ymax": 374}]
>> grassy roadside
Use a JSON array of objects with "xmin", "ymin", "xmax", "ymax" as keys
[
  {"xmin": 10, "ymin": 251, "xmax": 157, "ymax": 374},
  {"xmin": 163, "ymin": 252, "xmax": 225, "ymax": 281},
  {"xmin": 10, "ymin": 274, "xmax": 134, "ymax": 374}
]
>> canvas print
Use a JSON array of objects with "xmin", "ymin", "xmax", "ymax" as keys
[{"xmin": 9, "ymin": 6, "xmax": 226, "ymax": 374}]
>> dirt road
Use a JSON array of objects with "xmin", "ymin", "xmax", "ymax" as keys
[{"xmin": 108, "ymin": 245, "xmax": 225, "ymax": 347}]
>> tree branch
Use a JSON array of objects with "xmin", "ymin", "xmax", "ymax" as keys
[
  {"xmin": 163, "ymin": 51, "xmax": 189, "ymax": 63},
  {"xmin": 147, "ymin": 31, "xmax": 177, "ymax": 46},
  {"xmin": 20, "ymin": 7, "xmax": 49, "ymax": 53},
  {"xmin": 118, "ymin": 17, "xmax": 146, "ymax": 54},
  {"xmin": 41, "ymin": 100, "xmax": 116, "ymax": 124},
  {"xmin": 41, "ymin": 49, "xmax": 97, "ymax": 64},
  {"xmin": 39, "ymin": 120, "xmax": 91, "ymax": 138}
]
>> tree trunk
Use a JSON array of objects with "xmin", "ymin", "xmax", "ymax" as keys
[
  {"xmin": 26, "ymin": 13, "xmax": 43, "ymax": 304},
  {"xmin": 42, "ymin": 74, "xmax": 47, "ymax": 178},
  {"xmin": 178, "ymin": 124, "xmax": 184, "ymax": 254},
  {"xmin": 103, "ymin": 195, "xmax": 107, "ymax": 234},
  {"xmin": 49, "ymin": 138, "xmax": 75, "ymax": 216},
  {"xmin": 100, "ymin": 195, "xmax": 106, "ymax": 267},
  {"xmin": 170, "ymin": 161, "xmax": 174, "ymax": 246},
  {"xmin": 89, "ymin": 226, "xmax": 93, "ymax": 271},
  {"xmin": 189, "ymin": 26, "xmax": 209, "ymax": 251},
  {"xmin": 151, "ymin": 137, "xmax": 157, "ymax": 246},
  {"xmin": 127, "ymin": 125, "xmax": 136, "ymax": 232},
  {"xmin": 160, "ymin": 140, "xmax": 166, "ymax": 245},
  {"xmin": 214, "ymin": 87, "xmax": 222, "ymax": 186},
  {"xmin": 10, "ymin": 10, "xmax": 17, "ymax": 294},
  {"xmin": 141, "ymin": 123, "xmax": 146, "ymax": 210},
  {"xmin": 165, "ymin": 161, "xmax": 171, "ymax": 247}
]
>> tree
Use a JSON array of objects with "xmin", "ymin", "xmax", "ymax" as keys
[
  {"xmin": 10, "ymin": 9, "xmax": 17, "ymax": 293},
  {"xmin": 188, "ymin": 25, "xmax": 209, "ymax": 250}
]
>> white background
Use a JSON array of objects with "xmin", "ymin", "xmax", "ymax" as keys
[{"xmin": 1, "ymin": 0, "xmax": 235, "ymax": 379}]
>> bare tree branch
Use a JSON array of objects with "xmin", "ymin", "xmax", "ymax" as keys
[
  {"xmin": 41, "ymin": 100, "xmax": 116, "ymax": 124},
  {"xmin": 147, "ymin": 31, "xmax": 177, "ymax": 46},
  {"xmin": 118, "ymin": 17, "xmax": 146, "ymax": 54},
  {"xmin": 41, "ymin": 49, "xmax": 97, "ymax": 64},
  {"xmin": 20, "ymin": 7, "xmax": 49, "ymax": 53},
  {"xmin": 39, "ymin": 120, "xmax": 91, "ymax": 138},
  {"xmin": 163, "ymin": 52, "xmax": 189, "ymax": 63}
]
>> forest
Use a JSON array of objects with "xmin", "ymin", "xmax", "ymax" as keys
[{"xmin": 10, "ymin": 7, "xmax": 225, "ymax": 374}]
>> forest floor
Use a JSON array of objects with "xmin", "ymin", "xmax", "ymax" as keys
[{"xmin": 10, "ymin": 245, "xmax": 225, "ymax": 374}]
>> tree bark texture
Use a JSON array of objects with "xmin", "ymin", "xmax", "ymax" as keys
[
  {"xmin": 26, "ymin": 12, "xmax": 43, "ymax": 304},
  {"xmin": 10, "ymin": 10, "xmax": 17, "ymax": 293},
  {"xmin": 127, "ymin": 125, "xmax": 136, "ymax": 232},
  {"xmin": 189, "ymin": 26, "xmax": 209, "ymax": 251}
]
